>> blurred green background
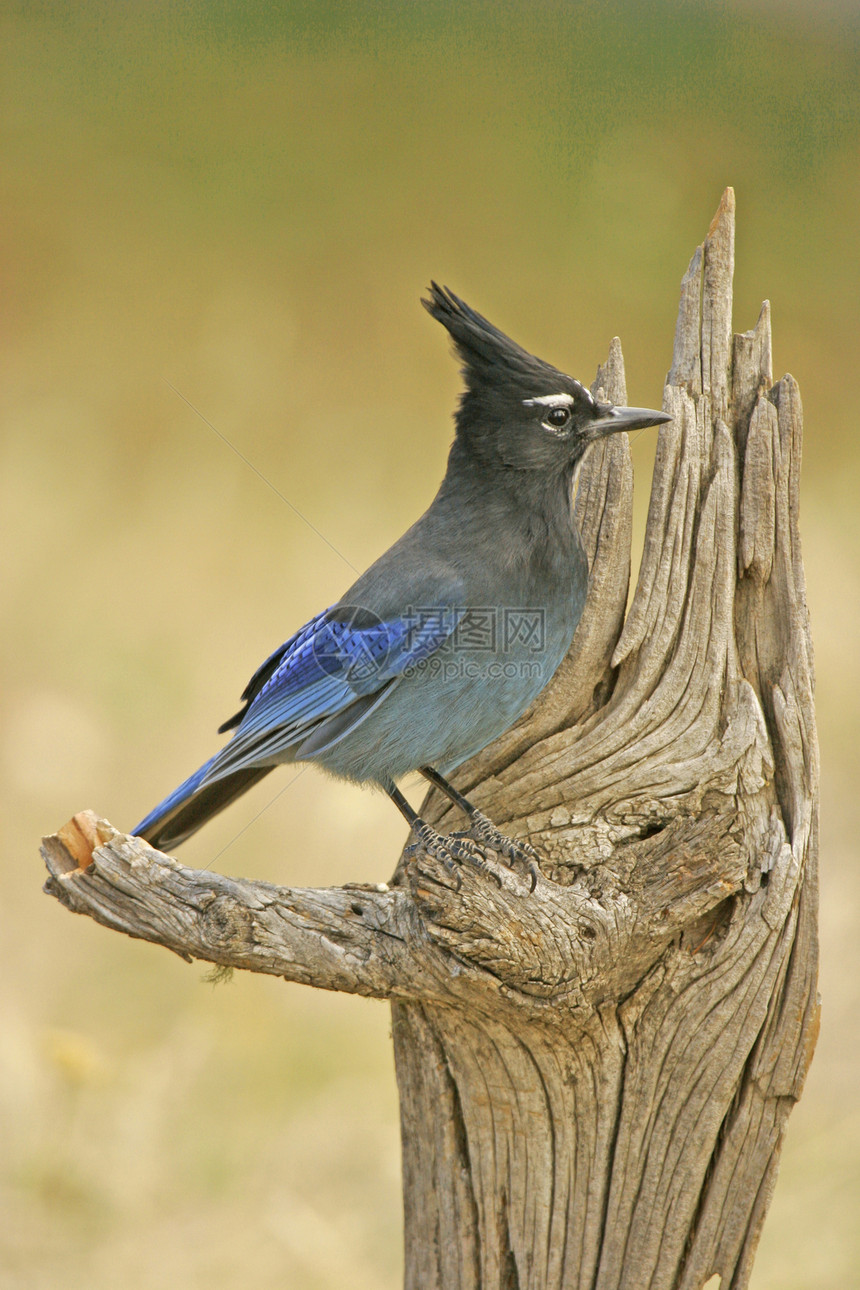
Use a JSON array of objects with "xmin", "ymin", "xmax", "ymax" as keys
[{"xmin": 3, "ymin": 2, "xmax": 859, "ymax": 1286}]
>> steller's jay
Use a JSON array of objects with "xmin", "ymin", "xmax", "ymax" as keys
[{"xmin": 134, "ymin": 285, "xmax": 670, "ymax": 885}]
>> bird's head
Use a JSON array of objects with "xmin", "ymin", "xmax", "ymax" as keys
[{"xmin": 423, "ymin": 283, "xmax": 670, "ymax": 472}]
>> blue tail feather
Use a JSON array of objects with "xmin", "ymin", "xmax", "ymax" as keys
[{"xmin": 133, "ymin": 754, "xmax": 273, "ymax": 852}]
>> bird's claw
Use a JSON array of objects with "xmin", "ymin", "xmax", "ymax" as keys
[
  {"xmin": 447, "ymin": 830, "xmax": 505, "ymax": 886},
  {"xmin": 466, "ymin": 811, "xmax": 541, "ymax": 892},
  {"xmin": 407, "ymin": 819, "xmax": 503, "ymax": 888},
  {"xmin": 406, "ymin": 814, "xmax": 540, "ymax": 893}
]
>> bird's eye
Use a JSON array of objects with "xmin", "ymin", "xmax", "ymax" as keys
[{"xmin": 543, "ymin": 406, "xmax": 571, "ymax": 430}]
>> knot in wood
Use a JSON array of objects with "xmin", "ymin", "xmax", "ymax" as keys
[{"xmin": 202, "ymin": 894, "xmax": 253, "ymax": 950}]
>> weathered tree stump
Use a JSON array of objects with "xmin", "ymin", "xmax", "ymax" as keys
[{"xmin": 42, "ymin": 189, "xmax": 818, "ymax": 1290}]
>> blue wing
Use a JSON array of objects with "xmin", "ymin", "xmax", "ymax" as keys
[
  {"xmin": 133, "ymin": 593, "xmax": 463, "ymax": 849},
  {"xmin": 205, "ymin": 601, "xmax": 463, "ymax": 777}
]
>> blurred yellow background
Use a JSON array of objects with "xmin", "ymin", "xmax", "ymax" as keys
[{"xmin": 3, "ymin": 3, "xmax": 858, "ymax": 1286}]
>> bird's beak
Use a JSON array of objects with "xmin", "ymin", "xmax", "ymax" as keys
[{"xmin": 591, "ymin": 404, "xmax": 673, "ymax": 436}]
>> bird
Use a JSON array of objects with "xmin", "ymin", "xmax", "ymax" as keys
[{"xmin": 134, "ymin": 285, "xmax": 670, "ymax": 885}]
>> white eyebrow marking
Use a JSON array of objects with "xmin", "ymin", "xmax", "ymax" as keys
[
  {"xmin": 523, "ymin": 381, "xmax": 596, "ymax": 410},
  {"xmin": 523, "ymin": 392, "xmax": 574, "ymax": 408}
]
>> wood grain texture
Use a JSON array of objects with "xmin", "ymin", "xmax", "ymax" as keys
[{"xmin": 42, "ymin": 189, "xmax": 818, "ymax": 1290}]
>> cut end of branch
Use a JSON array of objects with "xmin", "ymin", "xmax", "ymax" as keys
[{"xmin": 45, "ymin": 811, "xmax": 113, "ymax": 876}]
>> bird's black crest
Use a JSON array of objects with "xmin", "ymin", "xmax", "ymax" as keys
[{"xmin": 422, "ymin": 283, "xmax": 568, "ymax": 394}]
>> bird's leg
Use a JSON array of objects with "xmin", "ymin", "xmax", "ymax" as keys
[
  {"xmin": 419, "ymin": 766, "xmax": 541, "ymax": 892},
  {"xmin": 384, "ymin": 780, "xmax": 501, "ymax": 889}
]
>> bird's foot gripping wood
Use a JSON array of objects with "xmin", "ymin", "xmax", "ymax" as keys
[
  {"xmin": 414, "ymin": 767, "xmax": 541, "ymax": 891},
  {"xmin": 404, "ymin": 815, "xmax": 541, "ymax": 893},
  {"xmin": 464, "ymin": 810, "xmax": 541, "ymax": 891},
  {"xmin": 404, "ymin": 818, "xmax": 503, "ymax": 890}
]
